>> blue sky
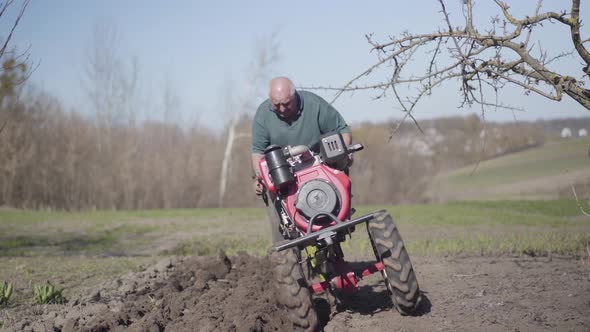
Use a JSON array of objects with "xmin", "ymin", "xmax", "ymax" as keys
[{"xmin": 9, "ymin": 0, "xmax": 590, "ymax": 130}]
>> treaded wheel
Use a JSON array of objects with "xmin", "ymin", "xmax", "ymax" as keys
[
  {"xmin": 271, "ymin": 245, "xmax": 318, "ymax": 331},
  {"xmin": 367, "ymin": 211, "xmax": 421, "ymax": 315}
]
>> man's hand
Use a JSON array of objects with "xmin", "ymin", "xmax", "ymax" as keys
[
  {"xmin": 253, "ymin": 178, "xmax": 265, "ymax": 196},
  {"xmin": 347, "ymin": 153, "xmax": 354, "ymax": 167}
]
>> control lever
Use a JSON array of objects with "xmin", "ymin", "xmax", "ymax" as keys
[{"xmin": 347, "ymin": 143, "xmax": 364, "ymax": 153}]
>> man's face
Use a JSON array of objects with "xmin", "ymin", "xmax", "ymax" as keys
[{"xmin": 270, "ymin": 92, "xmax": 298, "ymax": 120}]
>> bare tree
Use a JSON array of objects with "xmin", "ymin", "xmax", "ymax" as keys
[
  {"xmin": 161, "ymin": 74, "xmax": 181, "ymax": 124},
  {"xmin": 218, "ymin": 33, "xmax": 280, "ymax": 207},
  {"xmin": 82, "ymin": 21, "xmax": 140, "ymax": 209},
  {"xmin": 315, "ymin": 0, "xmax": 590, "ymax": 125},
  {"xmin": 83, "ymin": 21, "xmax": 139, "ymax": 139},
  {"xmin": 0, "ymin": 0, "xmax": 31, "ymax": 135}
]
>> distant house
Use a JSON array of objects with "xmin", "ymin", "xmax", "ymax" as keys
[
  {"xmin": 561, "ymin": 127, "xmax": 572, "ymax": 138},
  {"xmin": 425, "ymin": 127, "xmax": 444, "ymax": 143},
  {"xmin": 579, "ymin": 128, "xmax": 588, "ymax": 137},
  {"xmin": 412, "ymin": 139, "xmax": 434, "ymax": 156}
]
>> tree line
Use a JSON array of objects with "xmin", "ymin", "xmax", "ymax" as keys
[{"xmin": 0, "ymin": 80, "xmax": 549, "ymax": 210}]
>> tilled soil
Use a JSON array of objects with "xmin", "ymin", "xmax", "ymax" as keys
[{"xmin": 2, "ymin": 253, "xmax": 589, "ymax": 331}]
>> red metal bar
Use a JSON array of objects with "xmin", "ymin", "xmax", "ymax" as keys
[
  {"xmin": 308, "ymin": 262, "xmax": 384, "ymax": 294},
  {"xmin": 310, "ymin": 281, "xmax": 331, "ymax": 293},
  {"xmin": 361, "ymin": 261, "xmax": 384, "ymax": 277},
  {"xmin": 308, "ymin": 272, "xmax": 358, "ymax": 294},
  {"xmin": 333, "ymin": 258, "xmax": 357, "ymax": 292},
  {"xmin": 334, "ymin": 272, "xmax": 358, "ymax": 292}
]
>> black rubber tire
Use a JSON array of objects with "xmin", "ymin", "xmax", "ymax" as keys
[
  {"xmin": 367, "ymin": 211, "xmax": 421, "ymax": 315},
  {"xmin": 271, "ymin": 245, "xmax": 318, "ymax": 331}
]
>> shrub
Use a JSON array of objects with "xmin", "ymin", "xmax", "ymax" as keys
[
  {"xmin": 0, "ymin": 281, "xmax": 13, "ymax": 305},
  {"xmin": 33, "ymin": 281, "xmax": 64, "ymax": 304}
]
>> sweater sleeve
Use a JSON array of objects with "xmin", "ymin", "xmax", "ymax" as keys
[{"xmin": 318, "ymin": 99, "xmax": 350, "ymax": 134}]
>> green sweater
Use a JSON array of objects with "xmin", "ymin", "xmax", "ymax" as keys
[{"xmin": 251, "ymin": 90, "xmax": 350, "ymax": 154}]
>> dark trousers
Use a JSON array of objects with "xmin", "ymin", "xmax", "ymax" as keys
[{"xmin": 264, "ymin": 195, "xmax": 284, "ymax": 244}]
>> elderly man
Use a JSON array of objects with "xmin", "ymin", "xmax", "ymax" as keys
[{"xmin": 251, "ymin": 76, "xmax": 352, "ymax": 242}]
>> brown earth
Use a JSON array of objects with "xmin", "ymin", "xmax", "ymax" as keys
[{"xmin": 1, "ymin": 253, "xmax": 589, "ymax": 332}]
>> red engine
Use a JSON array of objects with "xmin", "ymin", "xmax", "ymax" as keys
[
  {"xmin": 258, "ymin": 132, "xmax": 360, "ymax": 236},
  {"xmin": 259, "ymin": 159, "xmax": 351, "ymax": 234}
]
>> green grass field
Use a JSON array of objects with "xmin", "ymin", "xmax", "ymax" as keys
[
  {"xmin": 1, "ymin": 199, "xmax": 588, "ymax": 258},
  {"xmin": 1, "ymin": 200, "xmax": 589, "ymax": 302},
  {"xmin": 431, "ymin": 137, "xmax": 590, "ymax": 200}
]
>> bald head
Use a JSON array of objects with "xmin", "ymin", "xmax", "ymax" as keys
[
  {"xmin": 269, "ymin": 77, "xmax": 298, "ymax": 120},
  {"xmin": 269, "ymin": 77, "xmax": 295, "ymax": 98}
]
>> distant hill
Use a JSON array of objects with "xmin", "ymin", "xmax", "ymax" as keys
[
  {"xmin": 427, "ymin": 136, "xmax": 590, "ymax": 202},
  {"xmin": 384, "ymin": 115, "xmax": 590, "ymax": 136}
]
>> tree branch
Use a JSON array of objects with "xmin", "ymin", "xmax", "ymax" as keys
[
  {"xmin": 307, "ymin": 0, "xmax": 590, "ymax": 116},
  {"xmin": 569, "ymin": 0, "xmax": 590, "ymax": 73},
  {"xmin": 0, "ymin": 0, "xmax": 29, "ymax": 59}
]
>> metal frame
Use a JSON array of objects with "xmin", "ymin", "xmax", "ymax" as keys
[{"xmin": 274, "ymin": 210, "xmax": 385, "ymax": 252}]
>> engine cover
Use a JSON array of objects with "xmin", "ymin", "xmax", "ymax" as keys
[
  {"xmin": 295, "ymin": 180, "xmax": 339, "ymax": 219},
  {"xmin": 282, "ymin": 163, "xmax": 351, "ymax": 234}
]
